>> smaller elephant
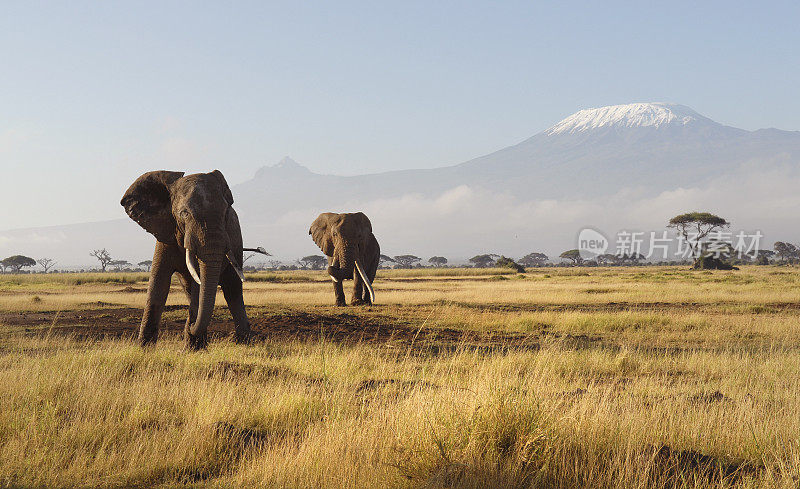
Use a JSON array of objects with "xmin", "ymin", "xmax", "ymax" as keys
[{"xmin": 309, "ymin": 212, "xmax": 379, "ymax": 306}]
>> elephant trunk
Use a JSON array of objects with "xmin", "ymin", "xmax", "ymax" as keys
[
  {"xmin": 189, "ymin": 255, "xmax": 223, "ymax": 338},
  {"xmin": 338, "ymin": 242, "xmax": 356, "ymax": 280}
]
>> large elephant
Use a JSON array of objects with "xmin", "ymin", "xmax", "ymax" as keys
[
  {"xmin": 309, "ymin": 212, "xmax": 379, "ymax": 306},
  {"xmin": 121, "ymin": 170, "xmax": 253, "ymax": 349}
]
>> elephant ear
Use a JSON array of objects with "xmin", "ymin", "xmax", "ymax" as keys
[
  {"xmin": 210, "ymin": 170, "xmax": 234, "ymax": 205},
  {"xmin": 225, "ymin": 206, "xmax": 244, "ymax": 266},
  {"xmin": 309, "ymin": 214, "xmax": 335, "ymax": 256},
  {"xmin": 351, "ymin": 212, "xmax": 373, "ymax": 235},
  {"xmin": 120, "ymin": 170, "xmax": 184, "ymax": 240}
]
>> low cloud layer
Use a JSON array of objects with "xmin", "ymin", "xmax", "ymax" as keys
[
  {"xmin": 2, "ymin": 160, "xmax": 798, "ymax": 268},
  {"xmin": 246, "ymin": 160, "xmax": 800, "ymax": 263}
]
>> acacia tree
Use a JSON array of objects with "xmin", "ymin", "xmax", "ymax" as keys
[
  {"xmin": 495, "ymin": 256, "xmax": 525, "ymax": 273},
  {"xmin": 393, "ymin": 255, "xmax": 421, "ymax": 268},
  {"xmin": 667, "ymin": 212, "xmax": 730, "ymax": 265},
  {"xmin": 378, "ymin": 255, "xmax": 396, "ymax": 268},
  {"xmin": 37, "ymin": 258, "xmax": 56, "ymax": 273},
  {"xmin": 756, "ymin": 250, "xmax": 775, "ymax": 265},
  {"xmin": 559, "ymin": 249, "xmax": 583, "ymax": 265},
  {"xmin": 2, "ymin": 255, "xmax": 37, "ymax": 273},
  {"xmin": 298, "ymin": 255, "xmax": 327, "ymax": 270},
  {"xmin": 519, "ymin": 252, "xmax": 548, "ymax": 267},
  {"xmin": 109, "ymin": 260, "xmax": 131, "ymax": 271},
  {"xmin": 138, "ymin": 260, "xmax": 153, "ymax": 271},
  {"xmin": 774, "ymin": 242, "xmax": 800, "ymax": 263},
  {"xmin": 469, "ymin": 254, "xmax": 499, "ymax": 268},
  {"xmin": 90, "ymin": 249, "xmax": 113, "ymax": 272},
  {"xmin": 428, "ymin": 256, "xmax": 448, "ymax": 267}
]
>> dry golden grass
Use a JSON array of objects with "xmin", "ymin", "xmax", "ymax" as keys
[{"xmin": 1, "ymin": 266, "xmax": 799, "ymax": 488}]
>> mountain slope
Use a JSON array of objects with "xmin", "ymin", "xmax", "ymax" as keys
[{"xmin": 236, "ymin": 103, "xmax": 800, "ymax": 208}]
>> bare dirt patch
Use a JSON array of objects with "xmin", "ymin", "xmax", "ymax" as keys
[{"xmin": 0, "ymin": 307, "xmax": 552, "ymax": 352}]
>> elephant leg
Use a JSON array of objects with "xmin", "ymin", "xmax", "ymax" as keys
[
  {"xmin": 139, "ymin": 242, "xmax": 175, "ymax": 346},
  {"xmin": 327, "ymin": 255, "xmax": 347, "ymax": 306},
  {"xmin": 351, "ymin": 270, "xmax": 365, "ymax": 305},
  {"xmin": 333, "ymin": 280, "xmax": 346, "ymax": 306},
  {"xmin": 178, "ymin": 272, "xmax": 199, "ymax": 342},
  {"xmin": 220, "ymin": 266, "xmax": 250, "ymax": 343}
]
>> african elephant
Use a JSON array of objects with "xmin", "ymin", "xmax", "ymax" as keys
[
  {"xmin": 121, "ymin": 170, "xmax": 254, "ymax": 349},
  {"xmin": 309, "ymin": 212, "xmax": 379, "ymax": 306}
]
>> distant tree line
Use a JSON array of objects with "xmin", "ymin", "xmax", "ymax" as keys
[
  {"xmin": 0, "ymin": 249, "xmax": 156, "ymax": 274},
  {"xmin": 4, "ymin": 210, "xmax": 799, "ymax": 273}
]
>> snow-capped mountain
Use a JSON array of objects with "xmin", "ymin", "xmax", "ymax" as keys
[
  {"xmin": 545, "ymin": 102, "xmax": 709, "ymax": 134},
  {"xmin": 237, "ymin": 102, "xmax": 796, "ymax": 209},
  {"xmin": 4, "ymin": 102, "xmax": 800, "ymax": 266}
]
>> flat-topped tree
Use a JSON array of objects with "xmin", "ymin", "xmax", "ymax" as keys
[
  {"xmin": 393, "ymin": 255, "xmax": 421, "ymax": 269},
  {"xmin": 298, "ymin": 255, "xmax": 327, "ymax": 270},
  {"xmin": 519, "ymin": 252, "xmax": 548, "ymax": 267},
  {"xmin": 2, "ymin": 255, "xmax": 37, "ymax": 273},
  {"xmin": 559, "ymin": 249, "xmax": 583, "ymax": 265},
  {"xmin": 756, "ymin": 250, "xmax": 775, "ymax": 265},
  {"xmin": 667, "ymin": 212, "xmax": 730, "ymax": 266},
  {"xmin": 495, "ymin": 256, "xmax": 525, "ymax": 273},
  {"xmin": 109, "ymin": 260, "xmax": 130, "ymax": 272},
  {"xmin": 774, "ymin": 242, "xmax": 800, "ymax": 263},
  {"xmin": 428, "ymin": 256, "xmax": 448, "ymax": 267},
  {"xmin": 469, "ymin": 254, "xmax": 499, "ymax": 268}
]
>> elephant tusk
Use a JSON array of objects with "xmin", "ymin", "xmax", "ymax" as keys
[
  {"xmin": 233, "ymin": 266, "xmax": 245, "ymax": 282},
  {"xmin": 354, "ymin": 258, "xmax": 375, "ymax": 303},
  {"xmin": 186, "ymin": 250, "xmax": 201, "ymax": 285},
  {"xmin": 226, "ymin": 251, "xmax": 245, "ymax": 282},
  {"xmin": 329, "ymin": 274, "xmax": 339, "ymax": 283},
  {"xmin": 231, "ymin": 262, "xmax": 244, "ymax": 282}
]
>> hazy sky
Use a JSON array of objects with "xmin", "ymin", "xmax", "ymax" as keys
[{"xmin": 3, "ymin": 1, "xmax": 800, "ymax": 230}]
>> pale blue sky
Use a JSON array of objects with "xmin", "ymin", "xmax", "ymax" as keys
[{"xmin": 2, "ymin": 1, "xmax": 800, "ymax": 229}]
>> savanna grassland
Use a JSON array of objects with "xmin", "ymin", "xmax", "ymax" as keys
[{"xmin": 1, "ymin": 266, "xmax": 800, "ymax": 488}]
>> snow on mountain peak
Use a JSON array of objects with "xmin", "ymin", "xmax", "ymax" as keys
[{"xmin": 546, "ymin": 103, "xmax": 706, "ymax": 135}]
